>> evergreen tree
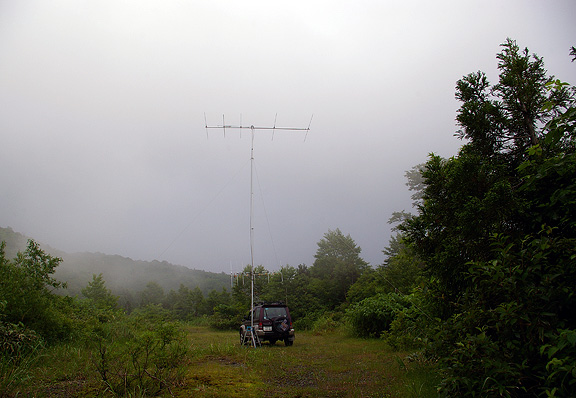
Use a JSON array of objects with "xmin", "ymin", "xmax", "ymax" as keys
[
  {"xmin": 81, "ymin": 274, "xmax": 118, "ymax": 310},
  {"xmin": 402, "ymin": 39, "xmax": 576, "ymax": 396},
  {"xmin": 139, "ymin": 281, "xmax": 165, "ymax": 307}
]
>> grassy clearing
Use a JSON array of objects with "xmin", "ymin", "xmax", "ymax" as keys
[
  {"xmin": 179, "ymin": 326, "xmax": 438, "ymax": 398},
  {"xmin": 12, "ymin": 326, "xmax": 438, "ymax": 397}
]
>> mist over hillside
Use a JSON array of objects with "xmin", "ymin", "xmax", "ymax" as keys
[{"xmin": 0, "ymin": 226, "xmax": 230, "ymax": 297}]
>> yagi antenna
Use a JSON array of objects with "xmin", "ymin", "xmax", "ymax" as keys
[
  {"xmin": 203, "ymin": 113, "xmax": 312, "ymax": 347},
  {"xmin": 205, "ymin": 113, "xmax": 312, "ymax": 137}
]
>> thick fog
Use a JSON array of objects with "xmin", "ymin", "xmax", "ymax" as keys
[{"xmin": 1, "ymin": 0, "xmax": 574, "ymax": 272}]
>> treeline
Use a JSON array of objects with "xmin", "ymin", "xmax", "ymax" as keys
[
  {"xmin": 0, "ymin": 226, "xmax": 230, "ymax": 300},
  {"xmin": 0, "ymin": 222, "xmax": 414, "ymax": 345},
  {"xmin": 0, "ymin": 224, "xmax": 409, "ymax": 332}
]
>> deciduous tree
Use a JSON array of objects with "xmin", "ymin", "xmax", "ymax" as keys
[{"xmin": 311, "ymin": 229, "xmax": 368, "ymax": 308}]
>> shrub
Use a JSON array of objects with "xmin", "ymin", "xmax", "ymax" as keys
[
  {"xmin": 130, "ymin": 304, "xmax": 172, "ymax": 324},
  {"xmin": 91, "ymin": 318, "xmax": 188, "ymax": 396},
  {"xmin": 431, "ymin": 230, "xmax": 576, "ymax": 397},
  {"xmin": 0, "ymin": 315, "xmax": 43, "ymax": 395},
  {"xmin": 209, "ymin": 303, "xmax": 244, "ymax": 330},
  {"xmin": 346, "ymin": 293, "xmax": 410, "ymax": 338},
  {"xmin": 292, "ymin": 310, "xmax": 322, "ymax": 331},
  {"xmin": 540, "ymin": 329, "xmax": 576, "ymax": 397},
  {"xmin": 381, "ymin": 291, "xmax": 438, "ymax": 350},
  {"xmin": 311, "ymin": 312, "xmax": 342, "ymax": 335}
]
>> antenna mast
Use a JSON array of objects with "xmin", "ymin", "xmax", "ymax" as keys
[{"xmin": 205, "ymin": 114, "xmax": 312, "ymax": 347}]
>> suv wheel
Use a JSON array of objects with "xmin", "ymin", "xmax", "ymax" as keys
[{"xmin": 284, "ymin": 338, "xmax": 293, "ymax": 346}]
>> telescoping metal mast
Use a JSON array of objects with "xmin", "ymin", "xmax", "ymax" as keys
[{"xmin": 204, "ymin": 114, "xmax": 312, "ymax": 347}]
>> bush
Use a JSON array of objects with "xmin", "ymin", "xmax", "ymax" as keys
[
  {"xmin": 540, "ymin": 329, "xmax": 576, "ymax": 397},
  {"xmin": 311, "ymin": 312, "xmax": 342, "ymax": 335},
  {"xmin": 0, "ymin": 316, "xmax": 43, "ymax": 395},
  {"xmin": 130, "ymin": 304, "xmax": 173, "ymax": 324},
  {"xmin": 209, "ymin": 304, "xmax": 243, "ymax": 330},
  {"xmin": 346, "ymin": 293, "xmax": 410, "ymax": 338},
  {"xmin": 381, "ymin": 291, "xmax": 438, "ymax": 350},
  {"xmin": 431, "ymin": 230, "xmax": 576, "ymax": 397},
  {"xmin": 91, "ymin": 318, "xmax": 188, "ymax": 396},
  {"xmin": 291, "ymin": 310, "xmax": 324, "ymax": 331}
]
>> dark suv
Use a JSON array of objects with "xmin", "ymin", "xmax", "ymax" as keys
[{"xmin": 240, "ymin": 302, "xmax": 295, "ymax": 346}]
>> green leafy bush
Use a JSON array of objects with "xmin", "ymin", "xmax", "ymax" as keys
[
  {"xmin": 381, "ymin": 292, "xmax": 436, "ymax": 350},
  {"xmin": 431, "ymin": 230, "xmax": 576, "ymax": 397},
  {"xmin": 540, "ymin": 329, "xmax": 576, "ymax": 397},
  {"xmin": 346, "ymin": 293, "xmax": 410, "ymax": 338},
  {"xmin": 209, "ymin": 303, "xmax": 244, "ymax": 330},
  {"xmin": 91, "ymin": 319, "xmax": 188, "ymax": 396},
  {"xmin": 0, "ymin": 301, "xmax": 43, "ymax": 395},
  {"xmin": 311, "ymin": 312, "xmax": 342, "ymax": 335}
]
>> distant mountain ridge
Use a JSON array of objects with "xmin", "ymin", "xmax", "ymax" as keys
[{"xmin": 0, "ymin": 226, "xmax": 230, "ymax": 296}]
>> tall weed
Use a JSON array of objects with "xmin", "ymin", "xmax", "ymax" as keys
[{"xmin": 0, "ymin": 321, "xmax": 43, "ymax": 396}]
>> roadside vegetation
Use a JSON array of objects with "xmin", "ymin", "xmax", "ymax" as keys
[{"xmin": 2, "ymin": 39, "xmax": 575, "ymax": 397}]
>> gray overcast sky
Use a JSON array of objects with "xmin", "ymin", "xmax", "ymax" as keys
[{"xmin": 1, "ymin": 0, "xmax": 575, "ymax": 273}]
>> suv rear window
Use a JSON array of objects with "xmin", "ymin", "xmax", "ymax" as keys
[{"xmin": 263, "ymin": 307, "xmax": 287, "ymax": 319}]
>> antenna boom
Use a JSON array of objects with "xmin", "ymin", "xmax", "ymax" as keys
[{"xmin": 205, "ymin": 125, "xmax": 310, "ymax": 131}]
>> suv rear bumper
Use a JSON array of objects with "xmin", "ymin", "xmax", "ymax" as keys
[{"xmin": 256, "ymin": 328, "xmax": 295, "ymax": 341}]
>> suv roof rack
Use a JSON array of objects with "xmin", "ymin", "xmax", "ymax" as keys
[{"xmin": 255, "ymin": 301, "xmax": 285, "ymax": 307}]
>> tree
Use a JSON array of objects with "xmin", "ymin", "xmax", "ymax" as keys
[
  {"xmin": 455, "ymin": 39, "xmax": 572, "ymax": 160},
  {"xmin": 347, "ymin": 233, "xmax": 423, "ymax": 304},
  {"xmin": 402, "ymin": 39, "xmax": 576, "ymax": 396},
  {"xmin": 12, "ymin": 240, "xmax": 64, "ymax": 290},
  {"xmin": 310, "ymin": 229, "xmax": 369, "ymax": 308},
  {"xmin": 404, "ymin": 39, "xmax": 575, "ymax": 310},
  {"xmin": 404, "ymin": 163, "xmax": 426, "ymax": 205},
  {"xmin": 206, "ymin": 287, "xmax": 231, "ymax": 315},
  {"xmin": 165, "ymin": 284, "xmax": 195, "ymax": 320},
  {"xmin": 387, "ymin": 163, "xmax": 425, "ymax": 233},
  {"xmin": 259, "ymin": 265, "xmax": 322, "ymax": 322},
  {"xmin": 82, "ymin": 274, "xmax": 118, "ymax": 310},
  {"xmin": 139, "ymin": 281, "xmax": 165, "ymax": 307},
  {"xmin": 260, "ymin": 266, "xmax": 294, "ymax": 305},
  {"xmin": 189, "ymin": 287, "xmax": 207, "ymax": 317},
  {"xmin": 0, "ymin": 240, "xmax": 71, "ymax": 342}
]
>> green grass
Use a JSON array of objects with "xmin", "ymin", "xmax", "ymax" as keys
[
  {"xmin": 180, "ymin": 326, "xmax": 439, "ymax": 398},
  {"xmin": 11, "ymin": 326, "xmax": 439, "ymax": 397}
]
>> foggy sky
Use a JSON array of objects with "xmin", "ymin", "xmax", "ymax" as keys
[{"xmin": 1, "ymin": 0, "xmax": 575, "ymax": 273}]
